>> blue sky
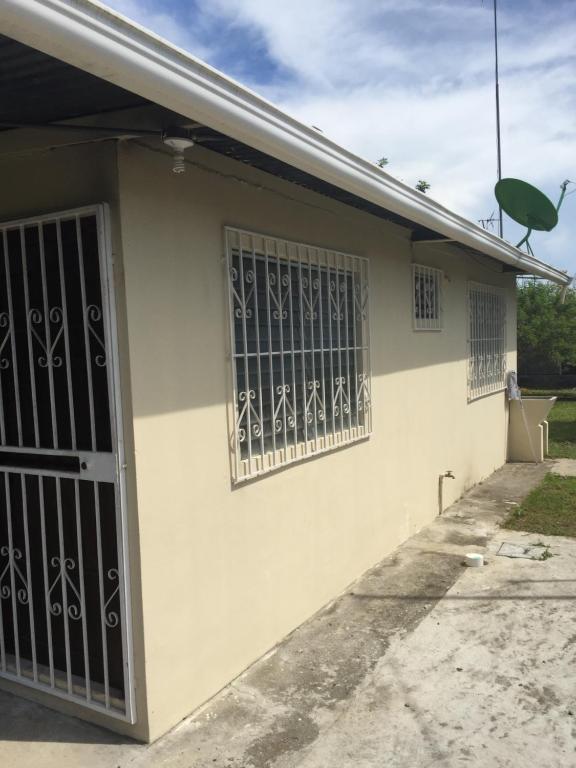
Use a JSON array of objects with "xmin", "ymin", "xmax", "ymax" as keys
[{"xmin": 107, "ymin": 0, "xmax": 576, "ymax": 274}]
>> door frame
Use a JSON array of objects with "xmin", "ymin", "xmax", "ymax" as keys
[
  {"xmin": 0, "ymin": 203, "xmax": 136, "ymax": 723},
  {"xmin": 95, "ymin": 203, "xmax": 136, "ymax": 723}
]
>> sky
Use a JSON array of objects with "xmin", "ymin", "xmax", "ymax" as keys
[{"xmin": 105, "ymin": 0, "xmax": 576, "ymax": 274}]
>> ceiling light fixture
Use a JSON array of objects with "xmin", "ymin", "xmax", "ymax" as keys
[{"xmin": 162, "ymin": 128, "xmax": 195, "ymax": 174}]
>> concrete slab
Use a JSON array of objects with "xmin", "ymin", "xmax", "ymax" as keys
[
  {"xmin": 2, "ymin": 462, "xmax": 575, "ymax": 768},
  {"xmin": 551, "ymin": 459, "xmax": 576, "ymax": 477},
  {"xmin": 497, "ymin": 541, "xmax": 550, "ymax": 559},
  {"xmin": 0, "ymin": 690, "xmax": 137, "ymax": 768},
  {"xmin": 292, "ymin": 531, "xmax": 576, "ymax": 768}
]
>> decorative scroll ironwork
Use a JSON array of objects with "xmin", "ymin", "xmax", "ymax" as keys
[
  {"xmin": 301, "ymin": 276, "xmax": 320, "ymax": 321},
  {"xmin": 0, "ymin": 313, "xmax": 11, "ymax": 370},
  {"xmin": 86, "ymin": 305, "xmax": 107, "ymax": 367},
  {"xmin": 48, "ymin": 556, "xmax": 83, "ymax": 620},
  {"xmin": 226, "ymin": 228, "xmax": 371, "ymax": 482},
  {"xmin": 104, "ymin": 568, "xmax": 120, "ymax": 629},
  {"xmin": 29, "ymin": 308, "xmax": 64, "ymax": 368},
  {"xmin": 330, "ymin": 277, "xmax": 345, "ymax": 322},
  {"xmin": 236, "ymin": 390, "xmax": 262, "ymax": 443},
  {"xmin": 357, "ymin": 373, "xmax": 371, "ymax": 414},
  {"xmin": 274, "ymin": 384, "xmax": 296, "ymax": 433},
  {"xmin": 354, "ymin": 281, "xmax": 368, "ymax": 323},
  {"xmin": 0, "ymin": 545, "xmax": 29, "ymax": 604},
  {"xmin": 333, "ymin": 376, "xmax": 350, "ymax": 419},
  {"xmin": 230, "ymin": 266, "xmax": 254, "ymax": 320},
  {"xmin": 305, "ymin": 380, "xmax": 325, "ymax": 424},
  {"xmin": 268, "ymin": 272, "xmax": 289, "ymax": 320}
]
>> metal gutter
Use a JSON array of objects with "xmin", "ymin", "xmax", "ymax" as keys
[{"xmin": 1, "ymin": 0, "xmax": 571, "ymax": 286}]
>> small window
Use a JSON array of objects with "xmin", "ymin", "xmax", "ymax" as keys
[
  {"xmin": 467, "ymin": 282, "xmax": 507, "ymax": 400},
  {"xmin": 225, "ymin": 227, "xmax": 371, "ymax": 483},
  {"xmin": 413, "ymin": 264, "xmax": 442, "ymax": 330}
]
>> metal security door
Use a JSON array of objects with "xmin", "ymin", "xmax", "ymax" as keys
[{"xmin": 0, "ymin": 206, "xmax": 134, "ymax": 721}]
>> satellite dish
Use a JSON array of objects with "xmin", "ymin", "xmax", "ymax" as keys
[
  {"xmin": 495, "ymin": 177, "xmax": 563, "ymax": 253},
  {"xmin": 495, "ymin": 178, "xmax": 558, "ymax": 231}
]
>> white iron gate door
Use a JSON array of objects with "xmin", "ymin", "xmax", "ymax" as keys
[{"xmin": 0, "ymin": 205, "xmax": 134, "ymax": 721}]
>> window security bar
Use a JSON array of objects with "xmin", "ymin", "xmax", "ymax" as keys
[
  {"xmin": 225, "ymin": 228, "xmax": 372, "ymax": 482},
  {"xmin": 413, "ymin": 264, "xmax": 443, "ymax": 331},
  {"xmin": 467, "ymin": 282, "xmax": 507, "ymax": 400}
]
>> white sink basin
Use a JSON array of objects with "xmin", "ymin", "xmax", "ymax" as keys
[
  {"xmin": 518, "ymin": 396, "xmax": 557, "ymax": 423},
  {"xmin": 508, "ymin": 396, "xmax": 557, "ymax": 462}
]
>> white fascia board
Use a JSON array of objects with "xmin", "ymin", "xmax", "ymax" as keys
[{"xmin": 2, "ymin": 0, "xmax": 571, "ymax": 286}]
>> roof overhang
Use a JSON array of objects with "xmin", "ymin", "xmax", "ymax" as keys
[{"xmin": 1, "ymin": 0, "xmax": 571, "ymax": 286}]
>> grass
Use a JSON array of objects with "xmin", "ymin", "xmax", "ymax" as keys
[
  {"xmin": 503, "ymin": 387, "xmax": 576, "ymax": 536},
  {"xmin": 521, "ymin": 387, "xmax": 576, "ymax": 401},
  {"xmin": 547, "ymin": 400, "xmax": 576, "ymax": 459},
  {"xmin": 503, "ymin": 473, "xmax": 576, "ymax": 538}
]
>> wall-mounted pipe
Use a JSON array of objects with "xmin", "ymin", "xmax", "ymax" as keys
[{"xmin": 438, "ymin": 470, "xmax": 455, "ymax": 515}]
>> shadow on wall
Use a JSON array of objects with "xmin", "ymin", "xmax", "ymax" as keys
[
  {"xmin": 0, "ymin": 138, "xmax": 516, "ymax": 419},
  {"xmin": 114, "ymin": 144, "xmax": 516, "ymax": 419}
]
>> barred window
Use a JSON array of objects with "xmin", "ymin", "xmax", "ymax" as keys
[
  {"xmin": 467, "ymin": 282, "xmax": 507, "ymax": 400},
  {"xmin": 226, "ymin": 228, "xmax": 371, "ymax": 482},
  {"xmin": 413, "ymin": 264, "xmax": 442, "ymax": 330}
]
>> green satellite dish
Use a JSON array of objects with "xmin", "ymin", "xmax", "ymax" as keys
[
  {"xmin": 494, "ymin": 177, "xmax": 571, "ymax": 254},
  {"xmin": 495, "ymin": 178, "xmax": 558, "ymax": 232}
]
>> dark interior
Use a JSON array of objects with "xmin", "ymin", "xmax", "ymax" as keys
[{"xmin": 0, "ymin": 213, "xmax": 123, "ymax": 696}]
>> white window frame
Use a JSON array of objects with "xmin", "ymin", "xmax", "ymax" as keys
[
  {"xmin": 412, "ymin": 264, "xmax": 443, "ymax": 331},
  {"xmin": 467, "ymin": 281, "xmax": 507, "ymax": 401},
  {"xmin": 225, "ymin": 227, "xmax": 372, "ymax": 483}
]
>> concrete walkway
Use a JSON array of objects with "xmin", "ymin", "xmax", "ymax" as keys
[
  {"xmin": 551, "ymin": 458, "xmax": 576, "ymax": 477},
  {"xmin": 1, "ymin": 462, "xmax": 575, "ymax": 768}
]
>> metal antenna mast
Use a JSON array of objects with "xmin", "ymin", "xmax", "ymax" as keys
[{"xmin": 493, "ymin": 0, "xmax": 503, "ymax": 237}]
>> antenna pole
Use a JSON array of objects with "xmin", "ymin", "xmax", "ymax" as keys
[{"xmin": 493, "ymin": 0, "xmax": 503, "ymax": 238}]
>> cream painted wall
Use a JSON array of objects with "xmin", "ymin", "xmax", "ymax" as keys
[
  {"xmin": 116, "ymin": 140, "xmax": 517, "ymax": 740},
  {"xmin": 0, "ymin": 141, "xmax": 117, "ymax": 221},
  {"xmin": 0, "ymin": 141, "xmax": 150, "ymax": 739},
  {"xmin": 0, "ymin": 136, "xmax": 517, "ymax": 741}
]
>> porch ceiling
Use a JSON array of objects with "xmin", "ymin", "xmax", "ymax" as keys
[
  {"xmin": 0, "ymin": 33, "xmax": 146, "ymax": 127},
  {"xmin": 0, "ymin": 33, "xmax": 445, "ymax": 242},
  {"xmin": 0, "ymin": 32, "xmax": 519, "ymax": 274}
]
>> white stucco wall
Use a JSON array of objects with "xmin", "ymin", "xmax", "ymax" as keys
[{"xmin": 115, "ymin": 140, "xmax": 517, "ymax": 740}]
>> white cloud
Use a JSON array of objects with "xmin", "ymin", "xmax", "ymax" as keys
[
  {"xmin": 104, "ymin": 0, "xmax": 576, "ymax": 274},
  {"xmin": 209, "ymin": 0, "xmax": 493, "ymax": 89}
]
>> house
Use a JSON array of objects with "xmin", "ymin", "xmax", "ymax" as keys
[{"xmin": 0, "ymin": 0, "xmax": 570, "ymax": 744}]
